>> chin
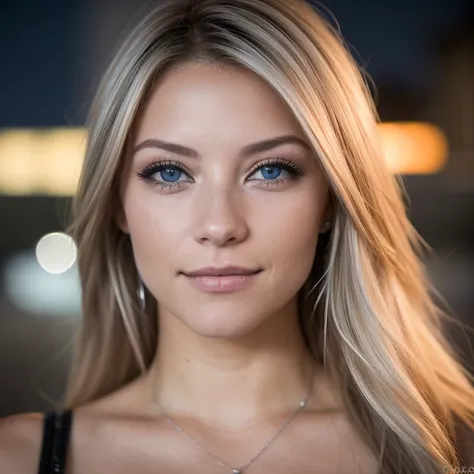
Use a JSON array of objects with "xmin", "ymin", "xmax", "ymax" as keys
[{"xmin": 180, "ymin": 306, "xmax": 266, "ymax": 340}]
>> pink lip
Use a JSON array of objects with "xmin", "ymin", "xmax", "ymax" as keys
[
  {"xmin": 183, "ymin": 271, "xmax": 262, "ymax": 293},
  {"xmin": 184, "ymin": 266, "xmax": 261, "ymax": 277}
]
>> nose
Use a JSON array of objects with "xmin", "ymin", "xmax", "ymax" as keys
[{"xmin": 193, "ymin": 187, "xmax": 249, "ymax": 247}]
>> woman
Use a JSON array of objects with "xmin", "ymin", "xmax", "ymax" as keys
[{"xmin": 1, "ymin": 0, "xmax": 473, "ymax": 472}]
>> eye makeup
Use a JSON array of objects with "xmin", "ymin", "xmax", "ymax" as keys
[{"xmin": 137, "ymin": 156, "xmax": 304, "ymax": 193}]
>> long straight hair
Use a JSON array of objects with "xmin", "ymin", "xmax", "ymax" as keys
[{"xmin": 64, "ymin": 1, "xmax": 474, "ymax": 472}]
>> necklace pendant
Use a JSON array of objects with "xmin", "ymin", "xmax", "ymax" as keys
[{"xmin": 232, "ymin": 470, "xmax": 241, "ymax": 474}]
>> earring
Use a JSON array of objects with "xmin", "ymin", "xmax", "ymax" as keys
[
  {"xmin": 137, "ymin": 279, "xmax": 146, "ymax": 312},
  {"xmin": 320, "ymin": 220, "xmax": 332, "ymax": 234}
]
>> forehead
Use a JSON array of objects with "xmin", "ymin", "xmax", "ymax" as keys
[{"xmin": 133, "ymin": 62, "xmax": 304, "ymax": 144}]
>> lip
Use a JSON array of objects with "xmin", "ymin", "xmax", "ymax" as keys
[
  {"xmin": 183, "ymin": 272, "xmax": 262, "ymax": 293},
  {"xmin": 183, "ymin": 266, "xmax": 262, "ymax": 277}
]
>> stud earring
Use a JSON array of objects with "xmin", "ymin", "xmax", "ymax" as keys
[{"xmin": 320, "ymin": 220, "xmax": 332, "ymax": 234}]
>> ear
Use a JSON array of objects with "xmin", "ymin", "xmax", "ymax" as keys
[
  {"xmin": 114, "ymin": 206, "xmax": 129, "ymax": 234},
  {"xmin": 322, "ymin": 191, "xmax": 335, "ymax": 223},
  {"xmin": 113, "ymin": 162, "xmax": 130, "ymax": 234},
  {"xmin": 318, "ymin": 192, "xmax": 334, "ymax": 234},
  {"xmin": 113, "ymin": 195, "xmax": 129, "ymax": 234}
]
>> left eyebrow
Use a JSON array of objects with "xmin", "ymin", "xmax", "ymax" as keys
[{"xmin": 132, "ymin": 135, "xmax": 311, "ymax": 159}]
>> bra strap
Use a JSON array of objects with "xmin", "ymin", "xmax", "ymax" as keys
[
  {"xmin": 38, "ymin": 412, "xmax": 56, "ymax": 474},
  {"xmin": 38, "ymin": 410, "xmax": 73, "ymax": 474}
]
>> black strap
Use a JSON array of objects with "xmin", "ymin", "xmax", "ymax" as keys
[
  {"xmin": 38, "ymin": 412, "xmax": 55, "ymax": 474},
  {"xmin": 38, "ymin": 410, "xmax": 73, "ymax": 474}
]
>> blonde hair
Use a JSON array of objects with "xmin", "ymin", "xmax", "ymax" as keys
[{"xmin": 64, "ymin": 0, "xmax": 474, "ymax": 472}]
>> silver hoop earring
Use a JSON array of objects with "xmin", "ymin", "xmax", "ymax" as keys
[{"xmin": 138, "ymin": 279, "xmax": 146, "ymax": 312}]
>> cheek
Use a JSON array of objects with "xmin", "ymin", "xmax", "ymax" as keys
[
  {"xmin": 258, "ymin": 185, "xmax": 326, "ymax": 290},
  {"xmin": 263, "ymin": 203, "xmax": 321, "ymax": 272},
  {"xmin": 262, "ymin": 182, "xmax": 326, "ymax": 253},
  {"xmin": 123, "ymin": 194, "xmax": 188, "ymax": 284}
]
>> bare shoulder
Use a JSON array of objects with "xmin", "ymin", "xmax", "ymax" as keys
[{"xmin": 0, "ymin": 412, "xmax": 45, "ymax": 474}]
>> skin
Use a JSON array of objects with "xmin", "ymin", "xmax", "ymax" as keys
[{"xmin": 0, "ymin": 61, "xmax": 381, "ymax": 474}]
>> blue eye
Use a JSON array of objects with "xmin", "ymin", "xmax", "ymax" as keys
[
  {"xmin": 158, "ymin": 166, "xmax": 183, "ymax": 182},
  {"xmin": 137, "ymin": 160, "xmax": 192, "ymax": 189},
  {"xmin": 137, "ymin": 157, "xmax": 303, "ymax": 192},
  {"xmin": 251, "ymin": 165, "xmax": 284, "ymax": 180},
  {"xmin": 247, "ymin": 158, "xmax": 302, "ymax": 183}
]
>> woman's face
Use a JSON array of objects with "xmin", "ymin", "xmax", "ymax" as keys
[{"xmin": 119, "ymin": 62, "xmax": 330, "ymax": 339}]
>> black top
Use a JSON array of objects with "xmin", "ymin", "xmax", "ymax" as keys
[{"xmin": 38, "ymin": 409, "xmax": 472, "ymax": 473}]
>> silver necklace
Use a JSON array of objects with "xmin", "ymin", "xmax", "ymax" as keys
[{"xmin": 150, "ymin": 366, "xmax": 315, "ymax": 474}]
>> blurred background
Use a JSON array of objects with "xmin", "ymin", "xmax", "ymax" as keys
[{"xmin": 0, "ymin": 0, "xmax": 473, "ymax": 417}]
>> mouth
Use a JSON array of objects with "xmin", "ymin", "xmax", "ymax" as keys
[
  {"xmin": 180, "ymin": 269, "xmax": 263, "ymax": 293},
  {"xmin": 182, "ymin": 266, "xmax": 263, "ymax": 277}
]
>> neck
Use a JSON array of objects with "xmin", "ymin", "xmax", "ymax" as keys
[{"xmin": 147, "ymin": 299, "xmax": 318, "ymax": 430}]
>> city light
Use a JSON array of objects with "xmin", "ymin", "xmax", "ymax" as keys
[{"xmin": 0, "ymin": 123, "xmax": 449, "ymax": 196}]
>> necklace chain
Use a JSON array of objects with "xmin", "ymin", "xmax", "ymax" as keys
[{"xmin": 150, "ymin": 365, "xmax": 314, "ymax": 474}]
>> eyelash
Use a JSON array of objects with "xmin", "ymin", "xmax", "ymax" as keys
[{"xmin": 137, "ymin": 157, "xmax": 304, "ymax": 192}]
